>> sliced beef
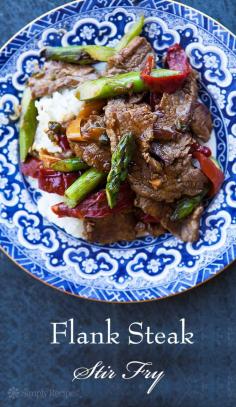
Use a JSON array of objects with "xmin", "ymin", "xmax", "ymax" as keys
[
  {"xmin": 150, "ymin": 132, "xmax": 193, "ymax": 166},
  {"xmin": 135, "ymin": 195, "xmax": 170, "ymax": 218},
  {"xmin": 190, "ymin": 102, "xmax": 212, "ymax": 142},
  {"xmin": 69, "ymin": 114, "xmax": 111, "ymax": 172},
  {"xmin": 105, "ymin": 99, "xmax": 153, "ymax": 148},
  {"xmin": 129, "ymin": 154, "xmax": 208, "ymax": 202},
  {"xmin": 135, "ymin": 221, "xmax": 166, "ymax": 238},
  {"xmin": 80, "ymin": 114, "xmax": 106, "ymax": 139},
  {"xmin": 106, "ymin": 36, "xmax": 155, "ymax": 75},
  {"xmin": 128, "ymin": 155, "xmax": 160, "ymax": 198},
  {"xmin": 105, "ymin": 98, "xmax": 161, "ymax": 171},
  {"xmin": 28, "ymin": 61, "xmax": 97, "ymax": 99},
  {"xmin": 70, "ymin": 141, "xmax": 111, "ymax": 172},
  {"xmin": 135, "ymin": 195, "xmax": 203, "ymax": 242},
  {"xmin": 154, "ymin": 71, "xmax": 198, "ymax": 141},
  {"xmin": 84, "ymin": 212, "xmax": 136, "ymax": 243},
  {"xmin": 176, "ymin": 205, "xmax": 204, "ymax": 242}
]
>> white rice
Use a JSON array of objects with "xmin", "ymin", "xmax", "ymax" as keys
[
  {"xmin": 29, "ymin": 89, "xmax": 85, "ymax": 238},
  {"xmin": 27, "ymin": 178, "xmax": 83, "ymax": 238},
  {"xmin": 37, "ymin": 190, "xmax": 84, "ymax": 239},
  {"xmin": 33, "ymin": 88, "xmax": 84, "ymax": 153}
]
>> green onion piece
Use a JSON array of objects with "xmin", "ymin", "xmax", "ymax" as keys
[
  {"xmin": 115, "ymin": 16, "xmax": 145, "ymax": 52},
  {"xmin": 51, "ymin": 158, "xmax": 89, "ymax": 172},
  {"xmin": 19, "ymin": 87, "xmax": 37, "ymax": 162}
]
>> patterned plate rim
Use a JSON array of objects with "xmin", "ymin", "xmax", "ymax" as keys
[{"xmin": 1, "ymin": 241, "xmax": 236, "ymax": 303}]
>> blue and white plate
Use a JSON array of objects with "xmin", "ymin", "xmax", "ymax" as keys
[{"xmin": 0, "ymin": 0, "xmax": 235, "ymax": 302}]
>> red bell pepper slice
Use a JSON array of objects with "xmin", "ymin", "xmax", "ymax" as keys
[
  {"xmin": 193, "ymin": 151, "xmax": 224, "ymax": 197},
  {"xmin": 21, "ymin": 157, "xmax": 43, "ymax": 178},
  {"xmin": 140, "ymin": 54, "xmax": 189, "ymax": 94},
  {"xmin": 38, "ymin": 168, "xmax": 80, "ymax": 196},
  {"xmin": 51, "ymin": 183, "xmax": 134, "ymax": 219},
  {"xmin": 166, "ymin": 43, "xmax": 192, "ymax": 74}
]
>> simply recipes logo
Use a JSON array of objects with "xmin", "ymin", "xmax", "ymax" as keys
[{"xmin": 50, "ymin": 318, "xmax": 194, "ymax": 395}]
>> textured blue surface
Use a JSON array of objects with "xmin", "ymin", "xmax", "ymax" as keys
[{"xmin": 0, "ymin": 0, "xmax": 236, "ymax": 405}]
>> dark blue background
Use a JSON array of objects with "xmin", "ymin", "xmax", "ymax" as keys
[{"xmin": 0, "ymin": 1, "xmax": 236, "ymax": 406}]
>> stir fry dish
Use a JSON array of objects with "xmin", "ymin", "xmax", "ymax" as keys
[{"xmin": 20, "ymin": 17, "xmax": 224, "ymax": 244}]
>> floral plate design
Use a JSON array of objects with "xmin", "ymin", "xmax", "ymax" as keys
[{"xmin": 0, "ymin": 0, "xmax": 235, "ymax": 302}]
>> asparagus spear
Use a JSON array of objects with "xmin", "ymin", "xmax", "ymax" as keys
[
  {"xmin": 51, "ymin": 158, "xmax": 89, "ymax": 172},
  {"xmin": 65, "ymin": 168, "xmax": 106, "ymax": 208},
  {"xmin": 41, "ymin": 45, "xmax": 115, "ymax": 64},
  {"xmin": 115, "ymin": 15, "xmax": 145, "ymax": 52},
  {"xmin": 76, "ymin": 69, "xmax": 182, "ymax": 101},
  {"xmin": 106, "ymin": 133, "xmax": 135, "ymax": 209},
  {"xmin": 42, "ymin": 16, "xmax": 144, "ymax": 64},
  {"xmin": 170, "ymin": 189, "xmax": 208, "ymax": 222},
  {"xmin": 19, "ymin": 87, "xmax": 38, "ymax": 162}
]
